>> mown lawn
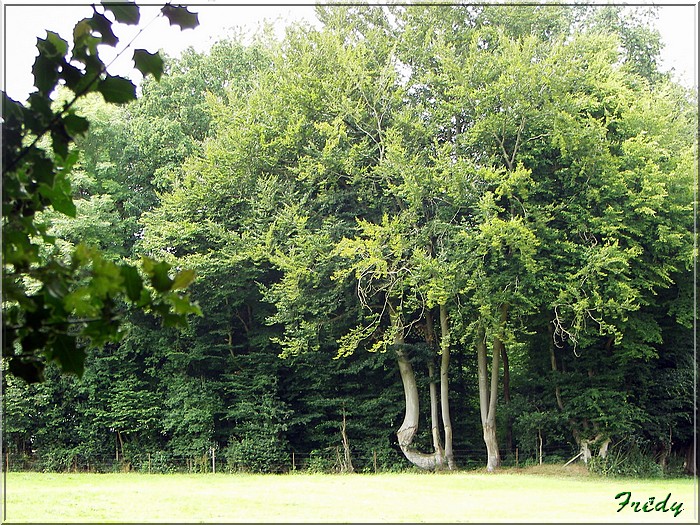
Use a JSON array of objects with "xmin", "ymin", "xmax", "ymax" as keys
[{"xmin": 2, "ymin": 466, "xmax": 697, "ymax": 523}]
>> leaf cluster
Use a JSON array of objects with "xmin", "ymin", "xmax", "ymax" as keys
[{"xmin": 2, "ymin": 2, "xmax": 201, "ymax": 383}]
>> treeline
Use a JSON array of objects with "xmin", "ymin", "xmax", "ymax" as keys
[{"xmin": 3, "ymin": 4, "xmax": 696, "ymax": 476}]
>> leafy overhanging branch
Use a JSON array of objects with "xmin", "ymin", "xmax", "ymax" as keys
[{"xmin": 2, "ymin": 1, "xmax": 201, "ymax": 383}]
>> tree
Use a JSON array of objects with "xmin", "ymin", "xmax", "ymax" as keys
[
  {"xmin": 2, "ymin": 2, "xmax": 202, "ymax": 383},
  {"xmin": 391, "ymin": 3, "xmax": 694, "ymax": 471}
]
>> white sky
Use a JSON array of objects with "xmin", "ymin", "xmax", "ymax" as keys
[{"xmin": 1, "ymin": 0, "xmax": 697, "ymax": 103}]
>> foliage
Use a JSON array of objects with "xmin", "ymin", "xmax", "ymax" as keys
[
  {"xmin": 3, "ymin": 3, "xmax": 694, "ymax": 477},
  {"xmin": 588, "ymin": 443, "xmax": 665, "ymax": 478},
  {"xmin": 2, "ymin": 1, "xmax": 202, "ymax": 383},
  {"xmin": 224, "ymin": 434, "xmax": 290, "ymax": 474}
]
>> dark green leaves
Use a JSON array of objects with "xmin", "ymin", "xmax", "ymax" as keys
[
  {"xmin": 102, "ymin": 1, "xmax": 140, "ymax": 25},
  {"xmin": 8, "ymin": 357, "xmax": 45, "ymax": 384},
  {"xmin": 88, "ymin": 12, "xmax": 120, "ymax": 47},
  {"xmin": 161, "ymin": 4, "xmax": 199, "ymax": 30},
  {"xmin": 33, "ymin": 31, "xmax": 69, "ymax": 94},
  {"xmin": 143, "ymin": 258, "xmax": 174, "ymax": 292},
  {"xmin": 32, "ymin": 42, "xmax": 60, "ymax": 94},
  {"xmin": 2, "ymin": 1, "xmax": 202, "ymax": 384},
  {"xmin": 133, "ymin": 49, "xmax": 165, "ymax": 80},
  {"xmin": 120, "ymin": 264, "xmax": 144, "ymax": 301},
  {"xmin": 98, "ymin": 75, "xmax": 137, "ymax": 104},
  {"xmin": 49, "ymin": 334, "xmax": 85, "ymax": 377},
  {"xmin": 63, "ymin": 113, "xmax": 90, "ymax": 136}
]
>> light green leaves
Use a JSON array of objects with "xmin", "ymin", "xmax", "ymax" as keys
[{"xmin": 172, "ymin": 269, "xmax": 196, "ymax": 290}]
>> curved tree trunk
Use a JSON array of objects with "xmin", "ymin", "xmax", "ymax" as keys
[
  {"xmin": 396, "ymin": 345, "xmax": 443, "ymax": 470},
  {"xmin": 439, "ymin": 304, "xmax": 455, "ymax": 470}
]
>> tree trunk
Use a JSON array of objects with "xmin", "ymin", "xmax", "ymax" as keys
[
  {"xmin": 439, "ymin": 304, "xmax": 455, "ymax": 470},
  {"xmin": 427, "ymin": 361, "xmax": 445, "ymax": 464},
  {"xmin": 396, "ymin": 347, "xmax": 442, "ymax": 470},
  {"xmin": 425, "ymin": 310, "xmax": 445, "ymax": 465},
  {"xmin": 477, "ymin": 320, "xmax": 502, "ymax": 473},
  {"xmin": 340, "ymin": 408, "xmax": 354, "ymax": 473},
  {"xmin": 548, "ymin": 322, "xmax": 565, "ymax": 412},
  {"xmin": 483, "ymin": 420, "xmax": 500, "ymax": 472},
  {"xmin": 598, "ymin": 437, "xmax": 611, "ymax": 459},
  {"xmin": 501, "ymin": 343, "xmax": 513, "ymax": 455},
  {"xmin": 684, "ymin": 442, "xmax": 697, "ymax": 475},
  {"xmin": 393, "ymin": 308, "xmax": 441, "ymax": 470}
]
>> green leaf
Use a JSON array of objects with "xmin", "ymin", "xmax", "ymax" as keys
[
  {"xmin": 49, "ymin": 334, "xmax": 85, "ymax": 377},
  {"xmin": 97, "ymin": 75, "xmax": 136, "ymax": 104},
  {"xmin": 30, "ymin": 155, "xmax": 55, "ymax": 186},
  {"xmin": 169, "ymin": 294, "xmax": 202, "ymax": 316},
  {"xmin": 72, "ymin": 19, "xmax": 101, "ymax": 59},
  {"xmin": 32, "ymin": 53, "xmax": 59, "ymax": 95},
  {"xmin": 58, "ymin": 61, "xmax": 84, "ymax": 91},
  {"xmin": 50, "ymin": 122, "xmax": 71, "ymax": 159},
  {"xmin": 120, "ymin": 264, "xmax": 144, "ymax": 301},
  {"xmin": 102, "ymin": 1, "xmax": 140, "ymax": 25},
  {"xmin": 142, "ymin": 258, "xmax": 173, "ymax": 292},
  {"xmin": 133, "ymin": 49, "xmax": 164, "ymax": 81},
  {"xmin": 43, "ymin": 31, "xmax": 69, "ymax": 58},
  {"xmin": 171, "ymin": 268, "xmax": 196, "ymax": 290},
  {"xmin": 38, "ymin": 171, "xmax": 76, "ymax": 217},
  {"xmin": 63, "ymin": 113, "xmax": 90, "ymax": 137},
  {"xmin": 161, "ymin": 5, "xmax": 199, "ymax": 30},
  {"xmin": 89, "ymin": 12, "xmax": 119, "ymax": 47}
]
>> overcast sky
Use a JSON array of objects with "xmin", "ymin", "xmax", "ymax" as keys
[{"xmin": 1, "ymin": 0, "xmax": 697, "ymax": 102}]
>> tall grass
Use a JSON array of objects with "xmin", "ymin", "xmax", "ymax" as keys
[{"xmin": 3, "ymin": 466, "xmax": 697, "ymax": 523}]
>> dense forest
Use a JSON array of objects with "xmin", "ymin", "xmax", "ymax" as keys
[{"xmin": 3, "ymin": 3, "xmax": 697, "ymax": 476}]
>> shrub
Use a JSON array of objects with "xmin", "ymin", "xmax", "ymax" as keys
[
  {"xmin": 588, "ymin": 445, "xmax": 664, "ymax": 478},
  {"xmin": 224, "ymin": 434, "xmax": 290, "ymax": 473}
]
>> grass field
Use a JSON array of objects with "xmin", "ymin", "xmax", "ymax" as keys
[{"xmin": 2, "ymin": 465, "xmax": 697, "ymax": 523}]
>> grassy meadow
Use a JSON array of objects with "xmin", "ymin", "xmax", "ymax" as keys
[{"xmin": 2, "ymin": 466, "xmax": 697, "ymax": 523}]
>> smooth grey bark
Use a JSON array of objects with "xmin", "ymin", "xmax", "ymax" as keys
[
  {"xmin": 439, "ymin": 304, "xmax": 455, "ymax": 470},
  {"xmin": 477, "ymin": 305, "xmax": 507, "ymax": 472},
  {"xmin": 501, "ymin": 343, "xmax": 512, "ymax": 455},
  {"xmin": 340, "ymin": 408, "xmax": 354, "ymax": 473},
  {"xmin": 428, "ymin": 361, "xmax": 445, "ymax": 463},
  {"xmin": 424, "ymin": 310, "xmax": 443, "ymax": 459},
  {"xmin": 393, "ymin": 310, "xmax": 443, "ymax": 470},
  {"xmin": 396, "ymin": 345, "xmax": 443, "ymax": 470}
]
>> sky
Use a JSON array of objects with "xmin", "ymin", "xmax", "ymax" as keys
[{"xmin": 1, "ymin": 0, "xmax": 697, "ymax": 102}]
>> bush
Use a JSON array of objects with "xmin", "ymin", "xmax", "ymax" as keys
[
  {"xmin": 588, "ymin": 445, "xmax": 664, "ymax": 478},
  {"xmin": 224, "ymin": 434, "xmax": 290, "ymax": 473},
  {"xmin": 303, "ymin": 449, "xmax": 340, "ymax": 473},
  {"xmin": 132, "ymin": 451, "xmax": 179, "ymax": 474},
  {"xmin": 37, "ymin": 449, "xmax": 78, "ymax": 472}
]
